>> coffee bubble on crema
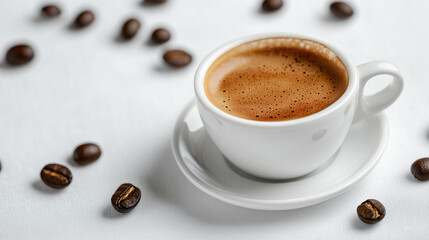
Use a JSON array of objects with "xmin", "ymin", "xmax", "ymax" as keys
[{"xmin": 204, "ymin": 37, "xmax": 349, "ymax": 121}]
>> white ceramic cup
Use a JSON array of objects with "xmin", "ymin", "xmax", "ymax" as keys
[{"xmin": 194, "ymin": 33, "xmax": 403, "ymax": 179}]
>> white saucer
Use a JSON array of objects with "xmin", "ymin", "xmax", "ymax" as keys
[{"xmin": 172, "ymin": 101, "xmax": 389, "ymax": 210}]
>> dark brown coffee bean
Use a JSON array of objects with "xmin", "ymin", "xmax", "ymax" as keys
[
  {"xmin": 411, "ymin": 158, "xmax": 429, "ymax": 181},
  {"xmin": 111, "ymin": 183, "xmax": 141, "ymax": 213},
  {"xmin": 121, "ymin": 19, "xmax": 141, "ymax": 40},
  {"xmin": 357, "ymin": 199, "xmax": 385, "ymax": 224},
  {"xmin": 41, "ymin": 5, "xmax": 61, "ymax": 17},
  {"xmin": 40, "ymin": 164, "xmax": 72, "ymax": 189},
  {"xmin": 5, "ymin": 45, "xmax": 34, "ymax": 66},
  {"xmin": 330, "ymin": 2, "xmax": 354, "ymax": 19},
  {"xmin": 74, "ymin": 10, "xmax": 95, "ymax": 28},
  {"xmin": 163, "ymin": 50, "xmax": 192, "ymax": 67},
  {"xmin": 262, "ymin": 0, "xmax": 283, "ymax": 12},
  {"xmin": 0, "ymin": 160, "xmax": 2, "ymax": 172},
  {"xmin": 151, "ymin": 28, "xmax": 171, "ymax": 44},
  {"xmin": 73, "ymin": 143, "xmax": 101, "ymax": 165},
  {"xmin": 144, "ymin": 0, "xmax": 167, "ymax": 5}
]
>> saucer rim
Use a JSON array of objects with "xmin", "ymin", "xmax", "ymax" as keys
[{"xmin": 172, "ymin": 101, "xmax": 389, "ymax": 210}]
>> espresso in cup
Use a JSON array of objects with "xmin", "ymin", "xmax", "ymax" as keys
[{"xmin": 205, "ymin": 37, "xmax": 349, "ymax": 121}]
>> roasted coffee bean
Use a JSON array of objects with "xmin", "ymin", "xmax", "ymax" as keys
[
  {"xmin": 330, "ymin": 2, "xmax": 353, "ymax": 19},
  {"xmin": 151, "ymin": 28, "xmax": 171, "ymax": 44},
  {"xmin": 5, "ymin": 45, "xmax": 34, "ymax": 66},
  {"xmin": 73, "ymin": 143, "xmax": 101, "ymax": 165},
  {"xmin": 74, "ymin": 10, "xmax": 95, "ymax": 28},
  {"xmin": 262, "ymin": 0, "xmax": 283, "ymax": 12},
  {"xmin": 163, "ymin": 50, "xmax": 192, "ymax": 67},
  {"xmin": 41, "ymin": 5, "xmax": 61, "ymax": 17},
  {"xmin": 121, "ymin": 19, "xmax": 141, "ymax": 40},
  {"xmin": 144, "ymin": 0, "xmax": 167, "ymax": 5},
  {"xmin": 40, "ymin": 164, "xmax": 72, "ymax": 189},
  {"xmin": 357, "ymin": 199, "xmax": 385, "ymax": 224},
  {"xmin": 111, "ymin": 183, "xmax": 141, "ymax": 213},
  {"xmin": 411, "ymin": 158, "xmax": 429, "ymax": 181},
  {"xmin": 0, "ymin": 160, "xmax": 2, "ymax": 172}
]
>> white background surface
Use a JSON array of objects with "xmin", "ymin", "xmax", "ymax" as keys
[{"xmin": 0, "ymin": 0, "xmax": 428, "ymax": 239}]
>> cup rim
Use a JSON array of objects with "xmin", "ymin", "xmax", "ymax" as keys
[{"xmin": 194, "ymin": 32, "xmax": 358, "ymax": 127}]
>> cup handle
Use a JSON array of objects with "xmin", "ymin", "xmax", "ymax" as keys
[{"xmin": 353, "ymin": 61, "xmax": 404, "ymax": 123}]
